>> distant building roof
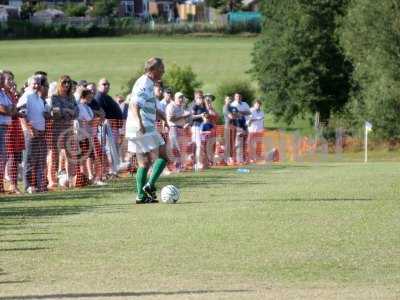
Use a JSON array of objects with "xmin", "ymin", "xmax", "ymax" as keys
[
  {"xmin": 33, "ymin": 8, "xmax": 65, "ymax": 18},
  {"xmin": 242, "ymin": 0, "xmax": 258, "ymax": 5}
]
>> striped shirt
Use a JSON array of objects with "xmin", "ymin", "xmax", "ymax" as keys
[{"xmin": 126, "ymin": 75, "xmax": 157, "ymax": 138}]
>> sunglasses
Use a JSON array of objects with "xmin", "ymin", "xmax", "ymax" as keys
[
  {"xmin": 101, "ymin": 82, "xmax": 110, "ymax": 86},
  {"xmin": 62, "ymin": 80, "xmax": 71, "ymax": 85}
]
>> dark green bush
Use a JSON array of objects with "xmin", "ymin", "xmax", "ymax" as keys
[
  {"xmin": 163, "ymin": 64, "xmax": 202, "ymax": 100},
  {"xmin": 64, "ymin": 4, "xmax": 87, "ymax": 17},
  {"xmin": 119, "ymin": 68, "xmax": 144, "ymax": 98},
  {"xmin": 0, "ymin": 19, "xmax": 259, "ymax": 39},
  {"xmin": 214, "ymin": 79, "xmax": 256, "ymax": 114}
]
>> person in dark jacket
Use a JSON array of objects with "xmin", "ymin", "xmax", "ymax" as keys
[{"xmin": 95, "ymin": 79, "xmax": 124, "ymax": 177}]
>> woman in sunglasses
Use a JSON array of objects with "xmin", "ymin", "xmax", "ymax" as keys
[{"xmin": 48, "ymin": 75, "xmax": 79, "ymax": 188}]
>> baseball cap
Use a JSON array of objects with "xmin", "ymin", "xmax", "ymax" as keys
[
  {"xmin": 204, "ymin": 93, "xmax": 215, "ymax": 101},
  {"xmin": 175, "ymin": 92, "xmax": 184, "ymax": 100}
]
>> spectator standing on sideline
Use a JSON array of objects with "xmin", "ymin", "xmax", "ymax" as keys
[
  {"xmin": 166, "ymin": 92, "xmax": 191, "ymax": 171},
  {"xmin": 125, "ymin": 57, "xmax": 169, "ymax": 203},
  {"xmin": 199, "ymin": 112, "xmax": 215, "ymax": 169},
  {"xmin": 116, "ymin": 95, "xmax": 128, "ymax": 120},
  {"xmin": 229, "ymin": 93, "xmax": 251, "ymax": 164},
  {"xmin": 86, "ymin": 82, "xmax": 97, "ymax": 96},
  {"xmin": 157, "ymin": 87, "xmax": 172, "ymax": 142},
  {"xmin": 95, "ymin": 78, "xmax": 123, "ymax": 177},
  {"xmin": 17, "ymin": 75, "xmax": 48, "ymax": 193},
  {"xmin": 48, "ymin": 75, "xmax": 79, "ymax": 187},
  {"xmin": 159, "ymin": 88, "xmax": 173, "ymax": 114},
  {"xmin": 248, "ymin": 99, "xmax": 265, "ymax": 163},
  {"xmin": 191, "ymin": 94, "xmax": 208, "ymax": 169},
  {"xmin": 0, "ymin": 71, "xmax": 16, "ymax": 193},
  {"xmin": 74, "ymin": 80, "xmax": 88, "ymax": 103},
  {"xmin": 76, "ymin": 89, "xmax": 95, "ymax": 184},
  {"xmin": 223, "ymin": 96, "xmax": 233, "ymax": 165},
  {"xmin": 154, "ymin": 82, "xmax": 167, "ymax": 138},
  {"xmin": 86, "ymin": 86, "xmax": 106, "ymax": 184},
  {"xmin": 115, "ymin": 95, "xmax": 129, "ymax": 164},
  {"xmin": 204, "ymin": 94, "xmax": 218, "ymax": 166},
  {"xmin": 2, "ymin": 70, "xmax": 24, "ymax": 194}
]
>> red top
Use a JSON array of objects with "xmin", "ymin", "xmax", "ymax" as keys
[{"xmin": 4, "ymin": 90, "xmax": 24, "ymax": 153}]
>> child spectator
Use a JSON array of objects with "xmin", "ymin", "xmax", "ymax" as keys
[
  {"xmin": 199, "ymin": 113, "xmax": 215, "ymax": 169},
  {"xmin": 76, "ymin": 89, "xmax": 95, "ymax": 185}
]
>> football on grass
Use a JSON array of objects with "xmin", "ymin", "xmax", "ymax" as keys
[{"xmin": 160, "ymin": 185, "xmax": 180, "ymax": 204}]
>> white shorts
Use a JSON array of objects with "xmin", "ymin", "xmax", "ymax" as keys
[
  {"xmin": 127, "ymin": 131, "xmax": 165, "ymax": 154},
  {"xmin": 191, "ymin": 126, "xmax": 201, "ymax": 145}
]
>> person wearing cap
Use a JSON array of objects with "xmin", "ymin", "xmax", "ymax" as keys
[
  {"xmin": 166, "ymin": 92, "xmax": 191, "ymax": 172},
  {"xmin": 126, "ymin": 57, "xmax": 169, "ymax": 203}
]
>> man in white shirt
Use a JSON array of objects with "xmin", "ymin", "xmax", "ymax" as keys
[
  {"xmin": 126, "ymin": 57, "xmax": 168, "ymax": 203},
  {"xmin": 166, "ymin": 92, "xmax": 191, "ymax": 171},
  {"xmin": 17, "ymin": 75, "xmax": 48, "ymax": 193},
  {"xmin": 248, "ymin": 99, "xmax": 265, "ymax": 162}
]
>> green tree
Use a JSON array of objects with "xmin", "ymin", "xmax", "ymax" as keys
[
  {"xmin": 120, "ymin": 65, "xmax": 202, "ymax": 103},
  {"xmin": 91, "ymin": 0, "xmax": 119, "ymax": 17},
  {"xmin": 163, "ymin": 64, "xmax": 202, "ymax": 100},
  {"xmin": 214, "ymin": 79, "xmax": 256, "ymax": 114},
  {"xmin": 64, "ymin": 3, "xmax": 87, "ymax": 17},
  {"xmin": 20, "ymin": 0, "xmax": 46, "ymax": 19},
  {"xmin": 252, "ymin": 0, "xmax": 352, "ymax": 125},
  {"xmin": 205, "ymin": 0, "xmax": 242, "ymax": 12},
  {"xmin": 119, "ymin": 68, "xmax": 144, "ymax": 99},
  {"xmin": 341, "ymin": 0, "xmax": 400, "ymax": 139}
]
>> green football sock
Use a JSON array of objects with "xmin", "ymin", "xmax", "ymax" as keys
[
  {"xmin": 136, "ymin": 167, "xmax": 148, "ymax": 199},
  {"xmin": 148, "ymin": 158, "xmax": 167, "ymax": 188}
]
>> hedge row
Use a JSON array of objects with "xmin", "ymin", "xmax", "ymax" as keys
[{"xmin": 0, "ymin": 19, "xmax": 260, "ymax": 39}]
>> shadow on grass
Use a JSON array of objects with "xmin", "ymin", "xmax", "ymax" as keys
[
  {"xmin": 0, "ymin": 202, "xmax": 134, "ymax": 220},
  {"xmin": 0, "ymin": 232, "xmax": 58, "ymax": 237},
  {"xmin": 0, "ymin": 280, "xmax": 29, "ymax": 285},
  {"xmin": 0, "ymin": 164, "xmax": 317, "ymax": 204},
  {"xmin": 248, "ymin": 197, "xmax": 373, "ymax": 202},
  {"xmin": 0, "ymin": 247, "xmax": 49, "ymax": 252},
  {"xmin": 0, "ymin": 188, "xmax": 133, "ymax": 203},
  {"xmin": 0, "ymin": 205, "xmax": 94, "ymax": 219},
  {"xmin": 0, "ymin": 289, "xmax": 253, "ymax": 300},
  {"xmin": 0, "ymin": 238, "xmax": 57, "ymax": 243}
]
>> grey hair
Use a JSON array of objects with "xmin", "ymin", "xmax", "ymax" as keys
[
  {"xmin": 27, "ymin": 75, "xmax": 37, "ymax": 86},
  {"xmin": 144, "ymin": 57, "xmax": 163, "ymax": 73},
  {"xmin": 28, "ymin": 75, "xmax": 45, "ymax": 86}
]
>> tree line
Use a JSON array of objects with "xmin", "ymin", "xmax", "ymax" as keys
[{"xmin": 252, "ymin": 0, "xmax": 400, "ymax": 139}]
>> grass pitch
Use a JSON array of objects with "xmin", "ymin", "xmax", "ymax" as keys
[
  {"xmin": 0, "ymin": 35, "xmax": 255, "ymax": 96},
  {"xmin": 1, "ymin": 162, "xmax": 399, "ymax": 299}
]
